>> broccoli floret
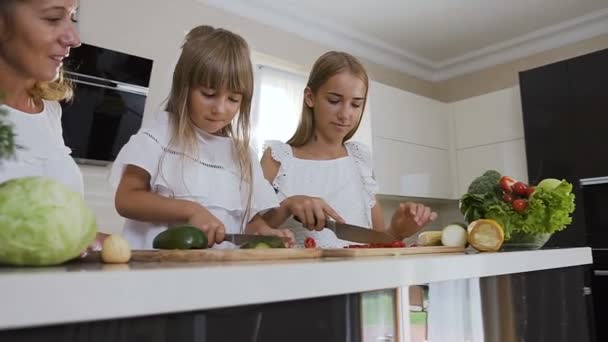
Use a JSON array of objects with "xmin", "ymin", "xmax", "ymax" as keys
[{"xmin": 467, "ymin": 170, "xmax": 501, "ymax": 195}]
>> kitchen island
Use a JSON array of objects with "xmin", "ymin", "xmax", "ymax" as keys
[{"xmin": 0, "ymin": 247, "xmax": 592, "ymax": 342}]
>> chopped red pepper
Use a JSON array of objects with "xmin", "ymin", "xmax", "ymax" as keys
[{"xmin": 304, "ymin": 237, "xmax": 316, "ymax": 248}]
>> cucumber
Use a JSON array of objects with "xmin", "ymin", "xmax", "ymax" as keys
[{"xmin": 152, "ymin": 224, "xmax": 208, "ymax": 249}]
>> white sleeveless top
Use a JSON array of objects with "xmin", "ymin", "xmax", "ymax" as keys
[
  {"xmin": 110, "ymin": 111, "xmax": 279, "ymax": 249},
  {"xmin": 0, "ymin": 100, "xmax": 84, "ymax": 195},
  {"xmin": 265, "ymin": 140, "xmax": 379, "ymax": 248}
]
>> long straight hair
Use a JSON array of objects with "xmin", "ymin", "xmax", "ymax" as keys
[
  {"xmin": 287, "ymin": 51, "xmax": 369, "ymax": 147},
  {"xmin": 164, "ymin": 25, "xmax": 255, "ymax": 230},
  {"xmin": 0, "ymin": 0, "xmax": 73, "ymax": 102}
]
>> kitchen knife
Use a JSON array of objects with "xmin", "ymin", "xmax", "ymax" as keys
[
  {"xmin": 293, "ymin": 217, "xmax": 395, "ymax": 244},
  {"xmin": 325, "ymin": 221, "xmax": 395, "ymax": 244},
  {"xmin": 223, "ymin": 233, "xmax": 286, "ymax": 246}
]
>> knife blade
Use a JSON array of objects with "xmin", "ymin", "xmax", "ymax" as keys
[
  {"xmin": 292, "ymin": 216, "xmax": 396, "ymax": 244},
  {"xmin": 324, "ymin": 221, "xmax": 395, "ymax": 244},
  {"xmin": 223, "ymin": 233, "xmax": 285, "ymax": 246}
]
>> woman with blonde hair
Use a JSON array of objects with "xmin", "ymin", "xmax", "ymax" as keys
[
  {"xmin": 0, "ymin": 0, "xmax": 81, "ymax": 191},
  {"xmin": 262, "ymin": 51, "xmax": 437, "ymax": 247},
  {"xmin": 0, "ymin": 0, "xmax": 110, "ymax": 248},
  {"xmin": 111, "ymin": 25, "xmax": 293, "ymax": 248}
]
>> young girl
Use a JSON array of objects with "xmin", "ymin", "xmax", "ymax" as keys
[
  {"xmin": 110, "ymin": 26, "xmax": 293, "ymax": 249},
  {"xmin": 261, "ymin": 51, "xmax": 437, "ymax": 247}
]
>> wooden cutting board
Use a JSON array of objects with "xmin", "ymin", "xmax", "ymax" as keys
[
  {"xmin": 85, "ymin": 248, "xmax": 322, "ymax": 263},
  {"xmin": 321, "ymin": 246, "xmax": 464, "ymax": 258}
]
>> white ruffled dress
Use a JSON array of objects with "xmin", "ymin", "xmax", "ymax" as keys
[
  {"xmin": 110, "ymin": 112, "xmax": 279, "ymax": 249},
  {"xmin": 265, "ymin": 140, "xmax": 379, "ymax": 248}
]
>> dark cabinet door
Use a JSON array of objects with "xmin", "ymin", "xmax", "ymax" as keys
[
  {"xmin": 568, "ymin": 49, "xmax": 608, "ymax": 179},
  {"xmin": 519, "ymin": 61, "xmax": 588, "ymax": 247}
]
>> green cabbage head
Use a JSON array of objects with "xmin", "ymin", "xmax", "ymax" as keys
[{"xmin": 0, "ymin": 177, "xmax": 97, "ymax": 266}]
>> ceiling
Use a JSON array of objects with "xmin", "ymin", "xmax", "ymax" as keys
[{"xmin": 204, "ymin": 0, "xmax": 608, "ymax": 81}]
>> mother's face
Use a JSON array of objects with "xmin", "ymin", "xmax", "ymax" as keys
[{"xmin": 0, "ymin": 0, "xmax": 81, "ymax": 83}]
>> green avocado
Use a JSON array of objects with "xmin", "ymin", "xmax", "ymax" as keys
[
  {"xmin": 240, "ymin": 238, "xmax": 285, "ymax": 249},
  {"xmin": 152, "ymin": 224, "xmax": 208, "ymax": 249}
]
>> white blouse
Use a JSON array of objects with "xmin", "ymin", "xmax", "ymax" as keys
[
  {"xmin": 265, "ymin": 140, "xmax": 379, "ymax": 248},
  {"xmin": 0, "ymin": 100, "xmax": 84, "ymax": 195},
  {"xmin": 110, "ymin": 111, "xmax": 279, "ymax": 249}
]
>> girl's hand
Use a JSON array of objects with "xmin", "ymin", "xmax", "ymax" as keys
[
  {"xmin": 390, "ymin": 202, "xmax": 438, "ymax": 239},
  {"xmin": 188, "ymin": 206, "xmax": 226, "ymax": 247},
  {"xmin": 282, "ymin": 195, "xmax": 345, "ymax": 231}
]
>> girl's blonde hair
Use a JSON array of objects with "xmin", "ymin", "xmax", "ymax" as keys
[
  {"xmin": 164, "ymin": 25, "xmax": 254, "ymax": 230},
  {"xmin": 287, "ymin": 51, "xmax": 369, "ymax": 147},
  {"xmin": 0, "ymin": 0, "xmax": 73, "ymax": 102}
]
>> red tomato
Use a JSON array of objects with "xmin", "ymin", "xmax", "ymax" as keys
[
  {"xmin": 392, "ymin": 240, "xmax": 406, "ymax": 248},
  {"xmin": 502, "ymin": 193, "xmax": 514, "ymax": 203},
  {"xmin": 512, "ymin": 199, "xmax": 528, "ymax": 213},
  {"xmin": 499, "ymin": 176, "xmax": 517, "ymax": 192},
  {"xmin": 304, "ymin": 237, "xmax": 316, "ymax": 248},
  {"xmin": 512, "ymin": 182, "xmax": 529, "ymax": 196}
]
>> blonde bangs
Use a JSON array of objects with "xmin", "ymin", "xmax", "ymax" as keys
[{"xmin": 189, "ymin": 37, "xmax": 253, "ymax": 101}]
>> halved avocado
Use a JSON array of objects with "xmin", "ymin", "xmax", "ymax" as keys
[{"xmin": 152, "ymin": 224, "xmax": 208, "ymax": 249}]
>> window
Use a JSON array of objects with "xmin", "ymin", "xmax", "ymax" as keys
[{"xmin": 251, "ymin": 65, "xmax": 307, "ymax": 158}]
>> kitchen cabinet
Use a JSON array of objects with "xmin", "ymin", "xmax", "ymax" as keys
[
  {"xmin": 451, "ymin": 87, "xmax": 524, "ymax": 150},
  {"xmin": 455, "ymin": 139, "xmax": 528, "ymax": 196},
  {"xmin": 366, "ymin": 80, "xmax": 527, "ymax": 200},
  {"xmin": 519, "ymin": 49, "xmax": 608, "ymax": 249},
  {"xmin": 373, "ymin": 137, "xmax": 451, "ymax": 199},
  {"xmin": 367, "ymin": 81, "xmax": 452, "ymax": 198},
  {"xmin": 450, "ymin": 87, "xmax": 528, "ymax": 197},
  {"xmin": 370, "ymin": 82, "xmax": 449, "ymax": 149}
]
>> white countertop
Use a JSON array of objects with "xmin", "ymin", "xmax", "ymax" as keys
[{"xmin": 0, "ymin": 247, "xmax": 592, "ymax": 330}]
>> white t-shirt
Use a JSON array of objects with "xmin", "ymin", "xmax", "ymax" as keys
[
  {"xmin": 0, "ymin": 100, "xmax": 84, "ymax": 194},
  {"xmin": 265, "ymin": 140, "xmax": 379, "ymax": 248},
  {"xmin": 109, "ymin": 111, "xmax": 279, "ymax": 249}
]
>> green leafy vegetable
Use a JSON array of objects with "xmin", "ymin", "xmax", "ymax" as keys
[
  {"xmin": 0, "ymin": 177, "xmax": 97, "ymax": 266},
  {"xmin": 0, "ymin": 93, "xmax": 16, "ymax": 161}
]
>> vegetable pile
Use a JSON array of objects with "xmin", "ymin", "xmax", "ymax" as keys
[{"xmin": 460, "ymin": 170, "xmax": 575, "ymax": 240}]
